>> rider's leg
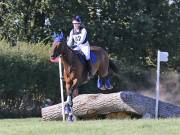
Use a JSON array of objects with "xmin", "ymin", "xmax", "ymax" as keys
[
  {"xmin": 80, "ymin": 45, "xmax": 93, "ymax": 77},
  {"xmin": 79, "ymin": 45, "xmax": 90, "ymax": 60},
  {"xmin": 86, "ymin": 59, "xmax": 92, "ymax": 77},
  {"xmin": 73, "ymin": 45, "xmax": 80, "ymax": 51}
]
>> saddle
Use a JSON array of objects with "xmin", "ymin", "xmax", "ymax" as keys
[{"xmin": 73, "ymin": 50, "xmax": 96, "ymax": 65}]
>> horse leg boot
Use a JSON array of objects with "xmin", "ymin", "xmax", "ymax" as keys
[
  {"xmin": 66, "ymin": 88, "xmax": 74, "ymax": 110},
  {"xmin": 64, "ymin": 83, "xmax": 73, "ymax": 116},
  {"xmin": 105, "ymin": 77, "xmax": 113, "ymax": 90},
  {"xmin": 65, "ymin": 94, "xmax": 74, "ymax": 122},
  {"xmin": 65, "ymin": 85, "xmax": 75, "ymax": 122},
  {"xmin": 97, "ymin": 76, "xmax": 106, "ymax": 90},
  {"xmin": 64, "ymin": 95, "xmax": 72, "ymax": 114},
  {"xmin": 87, "ymin": 59, "xmax": 93, "ymax": 79}
]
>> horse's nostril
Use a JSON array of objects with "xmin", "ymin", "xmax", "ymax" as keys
[{"xmin": 51, "ymin": 55, "xmax": 55, "ymax": 59}]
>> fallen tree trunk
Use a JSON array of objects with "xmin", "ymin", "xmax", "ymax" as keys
[{"xmin": 41, "ymin": 91, "xmax": 180, "ymax": 121}]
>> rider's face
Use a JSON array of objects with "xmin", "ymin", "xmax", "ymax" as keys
[{"xmin": 72, "ymin": 20, "xmax": 81, "ymax": 30}]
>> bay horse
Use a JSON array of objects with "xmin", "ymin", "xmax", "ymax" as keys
[{"xmin": 50, "ymin": 32, "xmax": 118, "ymax": 121}]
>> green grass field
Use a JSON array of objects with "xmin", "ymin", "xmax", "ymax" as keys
[{"xmin": 0, "ymin": 118, "xmax": 180, "ymax": 135}]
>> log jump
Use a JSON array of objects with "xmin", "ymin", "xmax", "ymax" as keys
[{"xmin": 41, "ymin": 91, "xmax": 180, "ymax": 121}]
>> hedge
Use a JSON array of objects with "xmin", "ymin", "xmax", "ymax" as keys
[{"xmin": 0, "ymin": 40, "xmax": 62, "ymax": 115}]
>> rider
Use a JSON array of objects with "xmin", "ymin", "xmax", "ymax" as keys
[{"xmin": 67, "ymin": 15, "xmax": 92, "ymax": 78}]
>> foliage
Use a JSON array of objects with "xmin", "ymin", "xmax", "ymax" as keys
[{"xmin": 0, "ymin": 1, "xmax": 180, "ymax": 68}]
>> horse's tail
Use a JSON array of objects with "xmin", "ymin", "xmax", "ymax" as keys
[{"xmin": 109, "ymin": 59, "xmax": 119, "ymax": 73}]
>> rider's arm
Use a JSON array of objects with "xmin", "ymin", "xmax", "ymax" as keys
[
  {"xmin": 77, "ymin": 28, "xmax": 87, "ymax": 45},
  {"xmin": 67, "ymin": 30, "xmax": 73, "ymax": 47}
]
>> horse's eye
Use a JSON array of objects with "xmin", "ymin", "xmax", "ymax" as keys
[
  {"xmin": 56, "ymin": 44, "xmax": 60, "ymax": 48},
  {"xmin": 52, "ymin": 41, "xmax": 59, "ymax": 47}
]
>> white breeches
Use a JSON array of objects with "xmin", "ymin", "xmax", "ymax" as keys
[{"xmin": 73, "ymin": 43, "xmax": 90, "ymax": 60}]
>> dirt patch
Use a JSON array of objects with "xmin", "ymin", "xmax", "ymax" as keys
[{"xmin": 138, "ymin": 71, "xmax": 180, "ymax": 106}]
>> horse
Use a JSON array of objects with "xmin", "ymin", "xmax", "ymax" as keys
[{"xmin": 50, "ymin": 32, "xmax": 118, "ymax": 121}]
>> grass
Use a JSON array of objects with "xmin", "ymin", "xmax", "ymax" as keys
[{"xmin": 0, "ymin": 118, "xmax": 180, "ymax": 135}]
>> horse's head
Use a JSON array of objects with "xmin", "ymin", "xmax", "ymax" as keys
[{"xmin": 50, "ymin": 32, "xmax": 65, "ymax": 59}]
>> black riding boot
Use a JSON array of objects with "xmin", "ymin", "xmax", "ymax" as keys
[{"xmin": 87, "ymin": 60, "xmax": 93, "ymax": 79}]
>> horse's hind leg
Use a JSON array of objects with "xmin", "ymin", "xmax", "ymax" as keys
[
  {"xmin": 104, "ymin": 76, "xmax": 113, "ymax": 90},
  {"xmin": 97, "ymin": 76, "xmax": 113, "ymax": 90},
  {"xmin": 97, "ymin": 76, "xmax": 106, "ymax": 90},
  {"xmin": 97, "ymin": 64, "xmax": 109, "ymax": 90},
  {"xmin": 97, "ymin": 63, "xmax": 110, "ymax": 90}
]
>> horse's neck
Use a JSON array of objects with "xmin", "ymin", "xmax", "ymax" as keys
[
  {"xmin": 61, "ymin": 45, "xmax": 74, "ymax": 67},
  {"xmin": 61, "ymin": 45, "xmax": 90, "ymax": 83}
]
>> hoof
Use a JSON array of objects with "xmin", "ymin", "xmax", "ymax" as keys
[
  {"xmin": 98, "ymin": 85, "xmax": 106, "ymax": 91},
  {"xmin": 67, "ymin": 114, "xmax": 74, "ymax": 122},
  {"xmin": 105, "ymin": 85, "xmax": 113, "ymax": 90},
  {"xmin": 88, "ymin": 75, "xmax": 94, "ymax": 80}
]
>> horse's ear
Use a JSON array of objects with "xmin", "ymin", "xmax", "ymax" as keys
[
  {"xmin": 54, "ymin": 32, "xmax": 64, "ymax": 42},
  {"xmin": 60, "ymin": 32, "xmax": 64, "ymax": 39},
  {"xmin": 51, "ymin": 32, "xmax": 57, "ymax": 40}
]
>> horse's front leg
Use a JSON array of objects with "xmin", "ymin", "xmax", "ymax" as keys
[
  {"xmin": 72, "ymin": 78, "xmax": 78, "ymax": 97},
  {"xmin": 65, "ymin": 80, "xmax": 78, "ymax": 122},
  {"xmin": 64, "ymin": 82, "xmax": 74, "ymax": 122},
  {"xmin": 66, "ymin": 82, "xmax": 73, "ymax": 106},
  {"xmin": 65, "ymin": 79, "xmax": 78, "ymax": 105}
]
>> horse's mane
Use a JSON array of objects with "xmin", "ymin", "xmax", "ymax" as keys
[
  {"xmin": 62, "ymin": 40, "xmax": 74, "ymax": 53},
  {"xmin": 62, "ymin": 41, "xmax": 83, "ymax": 57}
]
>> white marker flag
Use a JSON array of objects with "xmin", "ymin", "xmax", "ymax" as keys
[{"xmin": 159, "ymin": 51, "xmax": 169, "ymax": 62}]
